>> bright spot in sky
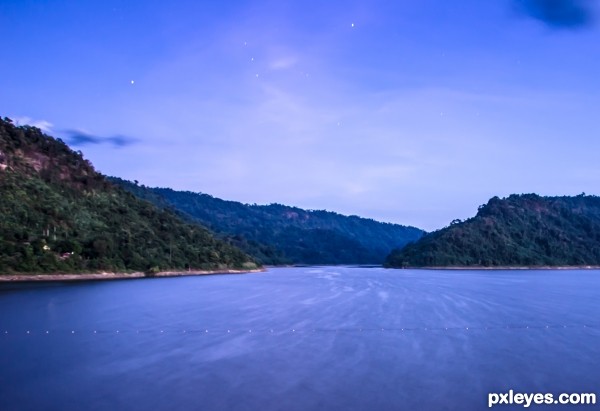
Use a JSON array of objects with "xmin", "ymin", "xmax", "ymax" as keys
[
  {"xmin": 130, "ymin": 80, "xmax": 134, "ymax": 84},
  {"xmin": 351, "ymin": 23, "xmax": 355, "ymax": 27}
]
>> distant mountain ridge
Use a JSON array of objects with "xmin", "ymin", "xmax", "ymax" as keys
[
  {"xmin": 385, "ymin": 194, "xmax": 600, "ymax": 268},
  {"xmin": 0, "ymin": 117, "xmax": 257, "ymax": 274},
  {"xmin": 110, "ymin": 178, "xmax": 425, "ymax": 265}
]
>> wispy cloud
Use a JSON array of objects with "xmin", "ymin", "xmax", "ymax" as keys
[
  {"xmin": 63, "ymin": 130, "xmax": 138, "ymax": 148},
  {"xmin": 12, "ymin": 116, "xmax": 54, "ymax": 133},
  {"xmin": 269, "ymin": 55, "xmax": 298, "ymax": 70},
  {"xmin": 513, "ymin": 0, "xmax": 595, "ymax": 29}
]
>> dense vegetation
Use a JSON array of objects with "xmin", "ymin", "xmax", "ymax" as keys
[
  {"xmin": 385, "ymin": 194, "xmax": 600, "ymax": 268},
  {"xmin": 0, "ymin": 118, "xmax": 257, "ymax": 274},
  {"xmin": 110, "ymin": 178, "xmax": 425, "ymax": 265}
]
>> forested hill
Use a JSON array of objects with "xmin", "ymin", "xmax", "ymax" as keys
[
  {"xmin": 0, "ymin": 117, "xmax": 257, "ymax": 274},
  {"xmin": 385, "ymin": 194, "xmax": 600, "ymax": 268},
  {"xmin": 110, "ymin": 178, "xmax": 425, "ymax": 265}
]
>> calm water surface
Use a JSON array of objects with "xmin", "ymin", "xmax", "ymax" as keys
[{"xmin": 1, "ymin": 267, "xmax": 599, "ymax": 410}]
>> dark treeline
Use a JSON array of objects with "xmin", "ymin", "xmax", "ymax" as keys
[
  {"xmin": 386, "ymin": 194, "xmax": 600, "ymax": 268},
  {"xmin": 0, "ymin": 118, "xmax": 257, "ymax": 274},
  {"xmin": 110, "ymin": 178, "xmax": 425, "ymax": 265}
]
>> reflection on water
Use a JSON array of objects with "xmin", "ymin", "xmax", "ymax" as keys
[{"xmin": 1, "ymin": 267, "xmax": 599, "ymax": 410}]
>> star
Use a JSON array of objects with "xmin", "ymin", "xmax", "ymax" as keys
[
  {"xmin": 130, "ymin": 80, "xmax": 135, "ymax": 85},
  {"xmin": 351, "ymin": 23, "xmax": 355, "ymax": 28}
]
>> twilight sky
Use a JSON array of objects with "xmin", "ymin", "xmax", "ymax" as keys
[{"xmin": 1, "ymin": 0, "xmax": 599, "ymax": 231}]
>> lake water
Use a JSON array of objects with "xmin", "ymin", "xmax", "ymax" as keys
[{"xmin": 1, "ymin": 267, "xmax": 599, "ymax": 410}]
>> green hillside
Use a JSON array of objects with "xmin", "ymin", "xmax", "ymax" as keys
[
  {"xmin": 110, "ymin": 178, "xmax": 425, "ymax": 265},
  {"xmin": 385, "ymin": 194, "xmax": 600, "ymax": 268},
  {"xmin": 0, "ymin": 117, "xmax": 257, "ymax": 274}
]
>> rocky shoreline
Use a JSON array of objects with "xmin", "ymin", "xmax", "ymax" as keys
[{"xmin": 0, "ymin": 268, "xmax": 266, "ymax": 283}]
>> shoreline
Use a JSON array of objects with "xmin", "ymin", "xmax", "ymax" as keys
[
  {"xmin": 3, "ymin": 265, "xmax": 598, "ymax": 282},
  {"xmin": 0, "ymin": 268, "xmax": 266, "ymax": 283}
]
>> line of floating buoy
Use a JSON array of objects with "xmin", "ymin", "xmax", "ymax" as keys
[{"xmin": 0, "ymin": 324, "xmax": 597, "ymax": 336}]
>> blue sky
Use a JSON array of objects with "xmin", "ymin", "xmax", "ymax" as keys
[{"xmin": 1, "ymin": 0, "xmax": 599, "ymax": 231}]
